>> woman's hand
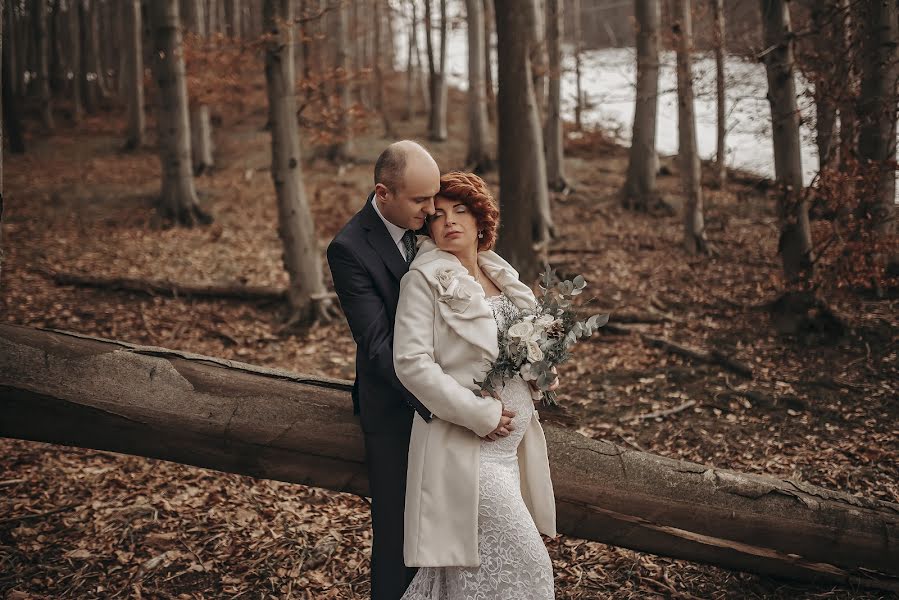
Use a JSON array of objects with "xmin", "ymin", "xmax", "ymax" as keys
[
  {"xmin": 478, "ymin": 390, "xmax": 515, "ymax": 441},
  {"xmin": 527, "ymin": 366, "xmax": 560, "ymax": 405}
]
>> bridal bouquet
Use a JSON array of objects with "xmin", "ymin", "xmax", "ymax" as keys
[{"xmin": 476, "ymin": 268, "xmax": 608, "ymax": 407}]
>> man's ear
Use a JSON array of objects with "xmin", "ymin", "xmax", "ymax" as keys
[{"xmin": 374, "ymin": 183, "xmax": 390, "ymax": 202}]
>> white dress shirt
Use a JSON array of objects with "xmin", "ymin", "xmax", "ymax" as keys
[{"xmin": 371, "ymin": 194, "xmax": 410, "ymax": 260}]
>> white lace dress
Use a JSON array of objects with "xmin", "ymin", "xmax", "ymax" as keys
[{"xmin": 400, "ymin": 293, "xmax": 555, "ymax": 600}]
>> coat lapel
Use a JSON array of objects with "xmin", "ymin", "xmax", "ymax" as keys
[
  {"xmin": 409, "ymin": 241, "xmax": 538, "ymax": 362},
  {"xmin": 478, "ymin": 251, "xmax": 538, "ymax": 314},
  {"xmin": 360, "ymin": 192, "xmax": 408, "ymax": 282}
]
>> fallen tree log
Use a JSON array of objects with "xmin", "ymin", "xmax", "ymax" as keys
[
  {"xmin": 1, "ymin": 324, "xmax": 897, "ymax": 592},
  {"xmin": 37, "ymin": 269, "xmax": 343, "ymax": 304}
]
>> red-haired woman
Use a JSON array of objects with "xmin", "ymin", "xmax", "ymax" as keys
[{"xmin": 394, "ymin": 171, "xmax": 557, "ymax": 599}]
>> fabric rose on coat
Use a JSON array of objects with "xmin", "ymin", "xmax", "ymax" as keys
[{"xmin": 435, "ymin": 267, "xmax": 473, "ymax": 313}]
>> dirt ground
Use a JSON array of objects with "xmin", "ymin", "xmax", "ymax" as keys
[{"xmin": 2, "ymin": 70, "xmax": 897, "ymax": 599}]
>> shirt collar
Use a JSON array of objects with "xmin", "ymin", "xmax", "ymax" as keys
[{"xmin": 371, "ymin": 193, "xmax": 408, "ymax": 245}]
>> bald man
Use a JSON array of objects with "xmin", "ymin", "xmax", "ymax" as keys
[{"xmin": 327, "ymin": 141, "xmax": 439, "ymax": 599}]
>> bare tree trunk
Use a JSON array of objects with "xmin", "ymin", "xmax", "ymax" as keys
[
  {"xmin": 79, "ymin": 0, "xmax": 100, "ymax": 113},
  {"xmin": 483, "ymin": 0, "xmax": 496, "ymax": 123},
  {"xmin": 34, "ymin": 0, "xmax": 55, "ymax": 130},
  {"xmin": 711, "ymin": 0, "xmax": 727, "ymax": 187},
  {"xmin": 2, "ymin": 19, "xmax": 25, "ymax": 154},
  {"xmin": 544, "ymin": 0, "xmax": 566, "ymax": 191},
  {"xmin": 225, "ymin": 0, "xmax": 240, "ymax": 37},
  {"xmin": 350, "ymin": 0, "xmax": 367, "ymax": 108},
  {"xmin": 623, "ymin": 0, "xmax": 661, "ymax": 210},
  {"xmin": 673, "ymin": 0, "xmax": 706, "ymax": 254},
  {"xmin": 801, "ymin": 0, "xmax": 839, "ymax": 174},
  {"xmin": 4, "ymin": 2, "xmax": 15, "ymax": 98},
  {"xmin": 263, "ymin": 0, "xmax": 336, "ymax": 325},
  {"xmin": 181, "ymin": 0, "xmax": 207, "ymax": 36},
  {"xmin": 424, "ymin": 0, "xmax": 448, "ymax": 141},
  {"xmin": 68, "ymin": 0, "xmax": 83, "ymax": 122},
  {"xmin": 759, "ymin": 0, "xmax": 812, "ymax": 284},
  {"xmin": 1, "ymin": 0, "xmax": 3, "ymax": 283},
  {"xmin": 190, "ymin": 104, "xmax": 214, "ymax": 174},
  {"xmin": 856, "ymin": 0, "xmax": 898, "ymax": 236},
  {"xmin": 373, "ymin": 0, "xmax": 393, "ymax": 138},
  {"xmin": 404, "ymin": 0, "xmax": 417, "ymax": 120},
  {"xmin": 148, "ymin": 0, "xmax": 212, "ymax": 226},
  {"xmin": 465, "ymin": 0, "xmax": 492, "ymax": 172},
  {"xmin": 207, "ymin": 0, "xmax": 221, "ymax": 37},
  {"xmin": 528, "ymin": 0, "xmax": 547, "ymax": 122},
  {"xmin": 328, "ymin": 0, "xmax": 353, "ymax": 162},
  {"xmin": 494, "ymin": 0, "xmax": 551, "ymax": 282},
  {"xmin": 125, "ymin": 0, "xmax": 145, "ymax": 150},
  {"xmin": 3, "ymin": 324, "xmax": 899, "ymax": 594},
  {"xmin": 572, "ymin": 0, "xmax": 584, "ymax": 129},
  {"xmin": 49, "ymin": 0, "xmax": 65, "ymax": 94},
  {"xmin": 836, "ymin": 0, "xmax": 858, "ymax": 170}
]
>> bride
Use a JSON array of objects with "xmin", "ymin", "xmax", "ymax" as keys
[{"xmin": 393, "ymin": 171, "xmax": 557, "ymax": 599}]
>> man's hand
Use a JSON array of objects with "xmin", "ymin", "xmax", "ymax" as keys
[{"xmin": 482, "ymin": 407, "xmax": 516, "ymax": 441}]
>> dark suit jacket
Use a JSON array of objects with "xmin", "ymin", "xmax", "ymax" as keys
[{"xmin": 327, "ymin": 192, "xmax": 433, "ymax": 434}]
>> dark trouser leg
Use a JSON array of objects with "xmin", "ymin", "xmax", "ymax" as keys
[{"xmin": 364, "ymin": 430, "xmax": 418, "ymax": 600}]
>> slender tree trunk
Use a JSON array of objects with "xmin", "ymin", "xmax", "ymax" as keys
[
  {"xmin": 572, "ymin": 0, "xmax": 584, "ymax": 129},
  {"xmin": 856, "ymin": 0, "xmax": 898, "ymax": 236},
  {"xmin": 528, "ymin": 0, "xmax": 547, "ymax": 122},
  {"xmin": 673, "ymin": 0, "xmax": 706, "ymax": 254},
  {"xmin": 483, "ymin": 0, "xmax": 496, "ymax": 123},
  {"xmin": 4, "ymin": 2, "xmax": 15, "ymax": 98},
  {"xmin": 116, "ymin": 1, "xmax": 128, "ymax": 98},
  {"xmin": 225, "ymin": 0, "xmax": 240, "ymax": 37},
  {"xmin": 494, "ymin": 0, "xmax": 552, "ymax": 282},
  {"xmin": 263, "ymin": 0, "xmax": 335, "ymax": 325},
  {"xmin": 148, "ymin": 0, "xmax": 212, "ymax": 226},
  {"xmin": 404, "ymin": 0, "xmax": 416, "ymax": 120},
  {"xmin": 350, "ymin": 0, "xmax": 364, "ymax": 108},
  {"xmin": 68, "ymin": 0, "xmax": 83, "ymax": 122},
  {"xmin": 79, "ymin": 0, "xmax": 99, "ymax": 112},
  {"xmin": 836, "ymin": 0, "xmax": 858, "ymax": 170},
  {"xmin": 465, "ymin": 0, "xmax": 492, "ymax": 172},
  {"xmin": 759, "ymin": 0, "xmax": 812, "ymax": 284},
  {"xmin": 802, "ymin": 0, "xmax": 839, "ymax": 173},
  {"xmin": 544, "ymin": 0, "xmax": 566, "ymax": 191},
  {"xmin": 207, "ymin": 0, "xmax": 220, "ymax": 37},
  {"xmin": 425, "ymin": 0, "xmax": 448, "ymax": 141},
  {"xmin": 33, "ymin": 0, "xmax": 55, "ymax": 130},
  {"xmin": 414, "ymin": 3, "xmax": 429, "ymax": 114},
  {"xmin": 190, "ymin": 104, "xmax": 214, "ymax": 174},
  {"xmin": 4, "ymin": 324, "xmax": 899, "ymax": 594},
  {"xmin": 49, "ymin": 0, "xmax": 65, "ymax": 94},
  {"xmin": 2, "ymin": 42, "xmax": 25, "ymax": 153},
  {"xmin": 373, "ymin": 0, "xmax": 393, "ymax": 138},
  {"xmin": 181, "ymin": 0, "xmax": 206, "ymax": 36},
  {"xmin": 125, "ymin": 0, "xmax": 145, "ymax": 150},
  {"xmin": 623, "ymin": 0, "xmax": 661, "ymax": 210},
  {"xmin": 1, "ymin": 0, "xmax": 3, "ymax": 283},
  {"xmin": 711, "ymin": 0, "xmax": 727, "ymax": 187},
  {"xmin": 328, "ymin": 0, "xmax": 353, "ymax": 162}
]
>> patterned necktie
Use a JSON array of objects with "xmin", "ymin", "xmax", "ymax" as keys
[{"xmin": 402, "ymin": 230, "xmax": 417, "ymax": 265}]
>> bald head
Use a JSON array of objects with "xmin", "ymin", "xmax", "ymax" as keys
[
  {"xmin": 373, "ymin": 140, "xmax": 440, "ymax": 230},
  {"xmin": 374, "ymin": 140, "xmax": 439, "ymax": 193}
]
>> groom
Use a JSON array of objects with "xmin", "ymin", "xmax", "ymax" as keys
[{"xmin": 326, "ymin": 140, "xmax": 440, "ymax": 599}]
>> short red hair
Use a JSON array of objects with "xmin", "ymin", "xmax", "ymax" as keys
[{"xmin": 431, "ymin": 171, "xmax": 499, "ymax": 251}]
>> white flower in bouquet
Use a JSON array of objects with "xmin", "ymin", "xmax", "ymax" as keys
[{"xmin": 475, "ymin": 267, "xmax": 609, "ymax": 406}]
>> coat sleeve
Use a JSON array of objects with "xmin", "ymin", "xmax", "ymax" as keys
[
  {"xmin": 327, "ymin": 239, "xmax": 431, "ymax": 420},
  {"xmin": 393, "ymin": 270, "xmax": 503, "ymax": 437}
]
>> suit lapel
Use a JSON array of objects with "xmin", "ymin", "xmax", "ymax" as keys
[{"xmin": 360, "ymin": 192, "xmax": 408, "ymax": 282}]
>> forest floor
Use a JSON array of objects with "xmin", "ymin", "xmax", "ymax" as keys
[{"xmin": 2, "ymin": 67, "xmax": 897, "ymax": 600}]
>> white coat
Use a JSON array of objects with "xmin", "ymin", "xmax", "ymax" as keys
[{"xmin": 393, "ymin": 238, "xmax": 557, "ymax": 567}]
